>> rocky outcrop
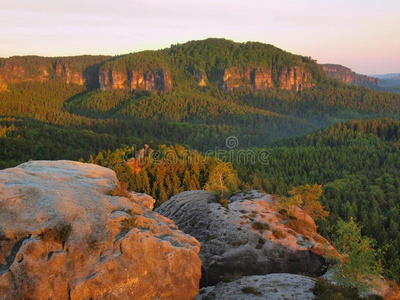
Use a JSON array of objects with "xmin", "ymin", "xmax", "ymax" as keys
[
  {"xmin": 99, "ymin": 68, "xmax": 172, "ymax": 92},
  {"xmin": 195, "ymin": 69, "xmax": 207, "ymax": 86},
  {"xmin": 156, "ymin": 190, "xmax": 331, "ymax": 287},
  {"xmin": 278, "ymin": 66, "xmax": 315, "ymax": 91},
  {"xmin": 54, "ymin": 61, "xmax": 84, "ymax": 85},
  {"xmin": 196, "ymin": 273, "xmax": 316, "ymax": 300},
  {"xmin": 0, "ymin": 161, "xmax": 201, "ymax": 299},
  {"xmin": 0, "ymin": 56, "xmax": 108, "ymax": 91},
  {"xmin": 251, "ymin": 67, "xmax": 274, "ymax": 90},
  {"xmin": 321, "ymin": 64, "xmax": 380, "ymax": 87},
  {"xmin": 220, "ymin": 66, "xmax": 313, "ymax": 92}
]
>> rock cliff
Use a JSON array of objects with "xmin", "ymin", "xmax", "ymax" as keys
[
  {"xmin": 156, "ymin": 190, "xmax": 331, "ymax": 287},
  {"xmin": 98, "ymin": 68, "xmax": 173, "ymax": 92},
  {"xmin": 321, "ymin": 64, "xmax": 380, "ymax": 87},
  {"xmin": 220, "ymin": 66, "xmax": 314, "ymax": 92},
  {"xmin": 0, "ymin": 56, "xmax": 109, "ymax": 91},
  {"xmin": 0, "ymin": 161, "xmax": 201, "ymax": 299}
]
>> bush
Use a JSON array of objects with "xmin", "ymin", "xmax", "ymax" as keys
[
  {"xmin": 40, "ymin": 223, "xmax": 72, "ymax": 244},
  {"xmin": 121, "ymin": 210, "xmax": 138, "ymax": 232},
  {"xmin": 110, "ymin": 182, "xmax": 130, "ymax": 198},
  {"xmin": 241, "ymin": 286, "xmax": 262, "ymax": 295},
  {"xmin": 272, "ymin": 229, "xmax": 287, "ymax": 239},
  {"xmin": 313, "ymin": 279, "xmax": 383, "ymax": 300},
  {"xmin": 251, "ymin": 222, "xmax": 270, "ymax": 232}
]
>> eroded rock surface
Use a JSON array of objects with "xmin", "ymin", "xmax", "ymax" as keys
[
  {"xmin": 156, "ymin": 190, "xmax": 330, "ymax": 286},
  {"xmin": 196, "ymin": 273, "xmax": 316, "ymax": 300},
  {"xmin": 0, "ymin": 160, "xmax": 201, "ymax": 300}
]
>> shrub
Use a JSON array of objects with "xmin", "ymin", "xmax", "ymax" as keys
[
  {"xmin": 40, "ymin": 223, "xmax": 72, "ymax": 244},
  {"xmin": 110, "ymin": 182, "xmax": 130, "ymax": 198},
  {"xmin": 121, "ymin": 210, "xmax": 138, "ymax": 232},
  {"xmin": 272, "ymin": 229, "xmax": 287, "ymax": 239},
  {"xmin": 313, "ymin": 278, "xmax": 383, "ymax": 300},
  {"xmin": 256, "ymin": 237, "xmax": 266, "ymax": 249},
  {"xmin": 241, "ymin": 286, "xmax": 262, "ymax": 295},
  {"xmin": 251, "ymin": 222, "xmax": 270, "ymax": 232}
]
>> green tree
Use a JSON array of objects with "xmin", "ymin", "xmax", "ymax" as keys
[
  {"xmin": 205, "ymin": 162, "xmax": 239, "ymax": 196},
  {"xmin": 329, "ymin": 218, "xmax": 382, "ymax": 292}
]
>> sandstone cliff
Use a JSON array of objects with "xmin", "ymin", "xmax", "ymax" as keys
[
  {"xmin": 156, "ymin": 190, "xmax": 331, "ymax": 287},
  {"xmin": 98, "ymin": 68, "xmax": 172, "ymax": 92},
  {"xmin": 0, "ymin": 56, "xmax": 109, "ymax": 91},
  {"xmin": 321, "ymin": 64, "xmax": 380, "ymax": 87},
  {"xmin": 0, "ymin": 161, "xmax": 201, "ymax": 299},
  {"xmin": 220, "ymin": 66, "xmax": 314, "ymax": 92}
]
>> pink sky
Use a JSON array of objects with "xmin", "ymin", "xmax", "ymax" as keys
[{"xmin": 0, "ymin": 0, "xmax": 399, "ymax": 74}]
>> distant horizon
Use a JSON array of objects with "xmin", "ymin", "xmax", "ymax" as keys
[{"xmin": 1, "ymin": 0, "xmax": 399, "ymax": 75}]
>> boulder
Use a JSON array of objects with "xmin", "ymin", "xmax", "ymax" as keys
[
  {"xmin": 156, "ymin": 190, "xmax": 330, "ymax": 286},
  {"xmin": 195, "ymin": 273, "xmax": 316, "ymax": 300},
  {"xmin": 0, "ymin": 160, "xmax": 201, "ymax": 299}
]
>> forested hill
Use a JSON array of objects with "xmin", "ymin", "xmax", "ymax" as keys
[
  {"xmin": 0, "ymin": 39, "xmax": 325, "ymax": 92},
  {"xmin": 1, "ymin": 39, "xmax": 400, "ymax": 160},
  {"xmin": 274, "ymin": 119, "xmax": 400, "ymax": 147}
]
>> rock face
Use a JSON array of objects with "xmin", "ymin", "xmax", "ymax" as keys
[
  {"xmin": 0, "ymin": 161, "xmax": 201, "ymax": 299},
  {"xmin": 321, "ymin": 64, "xmax": 380, "ymax": 86},
  {"xmin": 0, "ymin": 56, "xmax": 108, "ymax": 91},
  {"xmin": 220, "ymin": 66, "xmax": 314, "ymax": 92},
  {"xmin": 195, "ymin": 69, "xmax": 208, "ymax": 86},
  {"xmin": 196, "ymin": 273, "xmax": 316, "ymax": 300},
  {"xmin": 278, "ymin": 66, "xmax": 315, "ymax": 91},
  {"xmin": 99, "ymin": 68, "xmax": 173, "ymax": 92},
  {"xmin": 156, "ymin": 190, "xmax": 330, "ymax": 287}
]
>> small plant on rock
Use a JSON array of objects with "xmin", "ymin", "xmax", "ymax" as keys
[
  {"xmin": 40, "ymin": 223, "xmax": 72, "ymax": 244},
  {"xmin": 251, "ymin": 221, "xmax": 270, "ymax": 232},
  {"xmin": 110, "ymin": 182, "xmax": 130, "ymax": 198},
  {"xmin": 241, "ymin": 286, "xmax": 262, "ymax": 295},
  {"xmin": 272, "ymin": 229, "xmax": 287, "ymax": 239},
  {"xmin": 121, "ymin": 210, "xmax": 138, "ymax": 233}
]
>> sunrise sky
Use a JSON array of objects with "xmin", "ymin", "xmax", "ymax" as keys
[{"xmin": 0, "ymin": 0, "xmax": 399, "ymax": 74}]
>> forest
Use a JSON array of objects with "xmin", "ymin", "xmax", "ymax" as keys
[{"xmin": 1, "ymin": 39, "xmax": 400, "ymax": 285}]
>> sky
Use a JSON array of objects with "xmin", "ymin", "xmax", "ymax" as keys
[{"xmin": 0, "ymin": 0, "xmax": 399, "ymax": 75}]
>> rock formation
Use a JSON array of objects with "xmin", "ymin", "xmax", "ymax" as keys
[
  {"xmin": 278, "ymin": 66, "xmax": 315, "ymax": 91},
  {"xmin": 156, "ymin": 190, "xmax": 331, "ymax": 287},
  {"xmin": 196, "ymin": 273, "xmax": 316, "ymax": 300},
  {"xmin": 220, "ymin": 66, "xmax": 314, "ymax": 92},
  {"xmin": 0, "ymin": 56, "xmax": 108, "ymax": 91},
  {"xmin": 321, "ymin": 64, "xmax": 380, "ymax": 87},
  {"xmin": 99, "ymin": 68, "xmax": 173, "ymax": 92},
  {"xmin": 0, "ymin": 161, "xmax": 201, "ymax": 299},
  {"xmin": 195, "ymin": 69, "xmax": 207, "ymax": 86}
]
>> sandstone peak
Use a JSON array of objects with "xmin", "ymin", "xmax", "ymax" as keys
[
  {"xmin": 156, "ymin": 190, "xmax": 331, "ymax": 287},
  {"xmin": 0, "ymin": 160, "xmax": 201, "ymax": 299}
]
